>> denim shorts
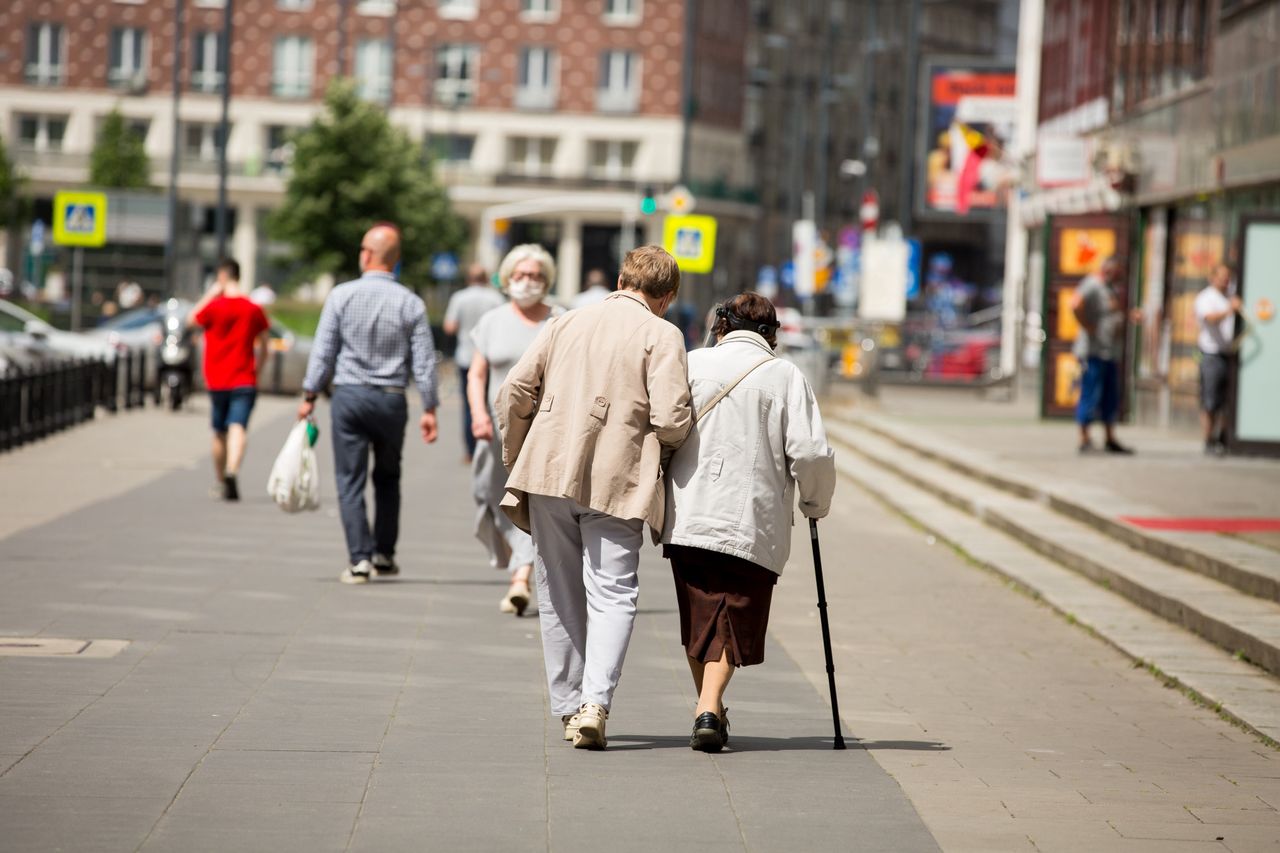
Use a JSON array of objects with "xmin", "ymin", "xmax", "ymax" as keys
[{"xmin": 209, "ymin": 387, "xmax": 257, "ymax": 433}]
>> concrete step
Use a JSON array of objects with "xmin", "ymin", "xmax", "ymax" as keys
[
  {"xmin": 837, "ymin": 409, "xmax": 1280, "ymax": 604},
  {"xmin": 825, "ymin": 429, "xmax": 1280, "ymax": 744},
  {"xmin": 827, "ymin": 419, "xmax": 1280, "ymax": 680}
]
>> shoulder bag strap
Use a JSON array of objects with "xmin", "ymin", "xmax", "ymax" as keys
[{"xmin": 695, "ymin": 355, "xmax": 775, "ymax": 424}]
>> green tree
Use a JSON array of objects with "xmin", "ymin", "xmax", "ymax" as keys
[
  {"xmin": 0, "ymin": 132, "xmax": 27, "ymax": 231},
  {"xmin": 89, "ymin": 108, "xmax": 151, "ymax": 188},
  {"xmin": 268, "ymin": 80, "xmax": 467, "ymax": 286}
]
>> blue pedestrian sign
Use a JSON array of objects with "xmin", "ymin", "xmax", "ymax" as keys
[
  {"xmin": 431, "ymin": 252, "xmax": 460, "ymax": 281},
  {"xmin": 905, "ymin": 238, "xmax": 923, "ymax": 301},
  {"xmin": 780, "ymin": 261, "xmax": 795, "ymax": 289},
  {"xmin": 53, "ymin": 191, "xmax": 108, "ymax": 247}
]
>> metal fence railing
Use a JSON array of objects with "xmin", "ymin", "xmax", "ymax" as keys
[{"xmin": 0, "ymin": 348, "xmax": 151, "ymax": 452}]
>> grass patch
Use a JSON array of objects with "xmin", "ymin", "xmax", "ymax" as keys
[{"xmin": 268, "ymin": 300, "xmax": 324, "ymax": 337}]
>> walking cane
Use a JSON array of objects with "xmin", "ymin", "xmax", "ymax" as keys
[{"xmin": 810, "ymin": 518, "xmax": 847, "ymax": 750}]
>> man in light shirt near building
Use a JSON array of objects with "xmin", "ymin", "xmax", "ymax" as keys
[{"xmin": 1194, "ymin": 264, "xmax": 1242, "ymax": 455}]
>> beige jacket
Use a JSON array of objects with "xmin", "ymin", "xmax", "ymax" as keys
[{"xmin": 496, "ymin": 290, "xmax": 693, "ymax": 534}]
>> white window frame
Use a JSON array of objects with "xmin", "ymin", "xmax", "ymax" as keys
[
  {"xmin": 439, "ymin": 0, "xmax": 478, "ymax": 21},
  {"xmin": 508, "ymin": 136, "xmax": 556, "ymax": 177},
  {"xmin": 277, "ymin": 0, "xmax": 313, "ymax": 10},
  {"xmin": 355, "ymin": 39, "xmax": 393, "ymax": 103},
  {"xmin": 191, "ymin": 31, "xmax": 225, "ymax": 93},
  {"xmin": 435, "ymin": 44, "xmax": 478, "ymax": 106},
  {"xmin": 520, "ymin": 0, "xmax": 558, "ymax": 22},
  {"xmin": 516, "ymin": 46, "xmax": 557, "ymax": 110},
  {"xmin": 264, "ymin": 124, "xmax": 297, "ymax": 172},
  {"xmin": 25, "ymin": 23, "xmax": 65, "ymax": 86},
  {"xmin": 108, "ymin": 27, "xmax": 149, "ymax": 90},
  {"xmin": 603, "ymin": 0, "xmax": 641, "ymax": 25},
  {"xmin": 356, "ymin": 0, "xmax": 396, "ymax": 15},
  {"xmin": 17, "ymin": 114, "xmax": 69, "ymax": 152},
  {"xmin": 588, "ymin": 139, "xmax": 638, "ymax": 181},
  {"xmin": 273, "ymin": 36, "xmax": 314, "ymax": 99},
  {"xmin": 597, "ymin": 50, "xmax": 640, "ymax": 113},
  {"xmin": 193, "ymin": 0, "xmax": 226, "ymax": 7}
]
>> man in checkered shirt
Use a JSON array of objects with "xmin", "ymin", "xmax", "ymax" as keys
[{"xmin": 298, "ymin": 223, "xmax": 440, "ymax": 584}]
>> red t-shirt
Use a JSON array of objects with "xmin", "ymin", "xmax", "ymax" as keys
[{"xmin": 195, "ymin": 295, "xmax": 270, "ymax": 390}]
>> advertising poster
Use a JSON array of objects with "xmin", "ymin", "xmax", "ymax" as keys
[{"xmin": 919, "ymin": 62, "xmax": 1017, "ymax": 218}]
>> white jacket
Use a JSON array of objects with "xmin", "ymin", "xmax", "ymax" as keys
[{"xmin": 661, "ymin": 330, "xmax": 836, "ymax": 574}]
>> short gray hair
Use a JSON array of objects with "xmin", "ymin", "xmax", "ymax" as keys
[{"xmin": 497, "ymin": 243, "xmax": 557, "ymax": 292}]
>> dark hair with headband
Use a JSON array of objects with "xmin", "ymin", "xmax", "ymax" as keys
[{"xmin": 712, "ymin": 292, "xmax": 779, "ymax": 347}]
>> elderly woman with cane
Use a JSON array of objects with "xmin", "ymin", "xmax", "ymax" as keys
[
  {"xmin": 468, "ymin": 244, "xmax": 563, "ymax": 615},
  {"xmin": 661, "ymin": 292, "xmax": 836, "ymax": 752}
]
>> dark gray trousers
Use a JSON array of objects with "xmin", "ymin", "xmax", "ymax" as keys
[{"xmin": 330, "ymin": 385, "xmax": 407, "ymax": 564}]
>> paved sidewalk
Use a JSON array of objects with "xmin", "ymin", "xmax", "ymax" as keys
[
  {"xmin": 3, "ymin": 387, "xmax": 1280, "ymax": 851},
  {"xmin": 0, "ymin": 393, "xmax": 936, "ymax": 853}
]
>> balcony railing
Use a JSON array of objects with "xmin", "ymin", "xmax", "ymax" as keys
[
  {"xmin": 595, "ymin": 88, "xmax": 639, "ymax": 114},
  {"xmin": 514, "ymin": 87, "xmax": 557, "ymax": 111}
]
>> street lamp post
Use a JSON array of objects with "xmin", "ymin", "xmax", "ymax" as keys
[{"xmin": 214, "ymin": 0, "xmax": 233, "ymax": 260}]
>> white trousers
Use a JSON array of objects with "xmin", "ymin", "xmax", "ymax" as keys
[{"xmin": 528, "ymin": 494, "xmax": 644, "ymax": 716}]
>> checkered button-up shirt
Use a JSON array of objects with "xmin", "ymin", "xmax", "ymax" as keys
[{"xmin": 302, "ymin": 271, "xmax": 439, "ymax": 409}]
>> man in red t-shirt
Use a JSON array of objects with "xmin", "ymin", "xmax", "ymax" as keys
[{"xmin": 189, "ymin": 258, "xmax": 270, "ymax": 501}]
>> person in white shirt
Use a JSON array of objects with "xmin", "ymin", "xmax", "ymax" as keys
[
  {"xmin": 570, "ymin": 268, "xmax": 611, "ymax": 310},
  {"xmin": 1194, "ymin": 264, "xmax": 1242, "ymax": 455},
  {"xmin": 443, "ymin": 263, "xmax": 505, "ymax": 462}
]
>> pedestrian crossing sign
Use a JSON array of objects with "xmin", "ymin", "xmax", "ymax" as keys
[
  {"xmin": 53, "ymin": 191, "xmax": 108, "ymax": 247},
  {"xmin": 662, "ymin": 214, "xmax": 717, "ymax": 274}
]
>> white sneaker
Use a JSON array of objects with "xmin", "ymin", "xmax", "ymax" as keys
[
  {"xmin": 562, "ymin": 713, "xmax": 581, "ymax": 742},
  {"xmin": 340, "ymin": 559, "xmax": 373, "ymax": 585},
  {"xmin": 572, "ymin": 703, "xmax": 608, "ymax": 750}
]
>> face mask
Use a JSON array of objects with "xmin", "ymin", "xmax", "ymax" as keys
[{"xmin": 508, "ymin": 278, "xmax": 545, "ymax": 308}]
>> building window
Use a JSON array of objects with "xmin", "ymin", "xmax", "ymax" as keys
[
  {"xmin": 439, "ymin": 0, "xmax": 477, "ymax": 20},
  {"xmin": 25, "ymin": 23, "xmax": 65, "ymax": 86},
  {"xmin": 191, "ymin": 31, "xmax": 225, "ymax": 93},
  {"xmin": 108, "ymin": 27, "xmax": 149, "ymax": 91},
  {"xmin": 521, "ymin": 0, "xmax": 557, "ymax": 20},
  {"xmin": 99, "ymin": 114, "xmax": 150, "ymax": 143},
  {"xmin": 356, "ymin": 39, "xmax": 392, "ymax": 103},
  {"xmin": 264, "ymin": 125, "xmax": 297, "ymax": 172},
  {"xmin": 516, "ymin": 46, "xmax": 558, "ymax": 110},
  {"xmin": 436, "ymin": 44, "xmax": 478, "ymax": 106},
  {"xmin": 277, "ymin": 0, "xmax": 313, "ymax": 9},
  {"xmin": 588, "ymin": 139, "xmax": 638, "ymax": 180},
  {"xmin": 507, "ymin": 136, "xmax": 556, "ymax": 176},
  {"xmin": 356, "ymin": 0, "xmax": 396, "ymax": 14},
  {"xmin": 273, "ymin": 36, "xmax": 314, "ymax": 98},
  {"xmin": 603, "ymin": 0, "xmax": 641, "ymax": 24},
  {"xmin": 426, "ymin": 133, "xmax": 475, "ymax": 165},
  {"xmin": 17, "ymin": 114, "xmax": 68, "ymax": 152},
  {"xmin": 193, "ymin": 0, "xmax": 226, "ymax": 6},
  {"xmin": 597, "ymin": 50, "xmax": 640, "ymax": 113},
  {"xmin": 184, "ymin": 123, "xmax": 224, "ymax": 162}
]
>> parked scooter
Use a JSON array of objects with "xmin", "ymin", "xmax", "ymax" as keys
[{"xmin": 155, "ymin": 299, "xmax": 196, "ymax": 411}]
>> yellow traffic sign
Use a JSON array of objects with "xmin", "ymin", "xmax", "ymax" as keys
[
  {"xmin": 53, "ymin": 191, "xmax": 108, "ymax": 247},
  {"xmin": 663, "ymin": 214, "xmax": 717, "ymax": 274}
]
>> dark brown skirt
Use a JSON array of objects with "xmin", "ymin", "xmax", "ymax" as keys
[{"xmin": 665, "ymin": 544, "xmax": 778, "ymax": 667}]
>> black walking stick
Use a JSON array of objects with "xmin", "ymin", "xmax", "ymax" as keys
[{"xmin": 810, "ymin": 518, "xmax": 847, "ymax": 750}]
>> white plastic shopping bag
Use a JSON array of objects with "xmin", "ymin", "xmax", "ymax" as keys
[{"xmin": 267, "ymin": 420, "xmax": 321, "ymax": 513}]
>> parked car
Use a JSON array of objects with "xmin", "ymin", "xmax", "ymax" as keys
[{"xmin": 0, "ymin": 299, "xmax": 116, "ymax": 362}]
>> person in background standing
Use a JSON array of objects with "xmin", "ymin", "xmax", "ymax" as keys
[
  {"xmin": 444, "ymin": 263, "xmax": 505, "ymax": 463},
  {"xmin": 189, "ymin": 258, "xmax": 270, "ymax": 501},
  {"xmin": 1194, "ymin": 264, "xmax": 1242, "ymax": 455},
  {"xmin": 1071, "ymin": 257, "xmax": 1135, "ymax": 455},
  {"xmin": 570, "ymin": 268, "xmax": 611, "ymax": 310},
  {"xmin": 298, "ymin": 223, "xmax": 440, "ymax": 584}
]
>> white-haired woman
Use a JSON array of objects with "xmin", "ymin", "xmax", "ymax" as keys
[{"xmin": 469, "ymin": 244, "xmax": 564, "ymax": 615}]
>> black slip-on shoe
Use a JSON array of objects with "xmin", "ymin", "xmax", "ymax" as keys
[{"xmin": 691, "ymin": 712, "xmax": 724, "ymax": 753}]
